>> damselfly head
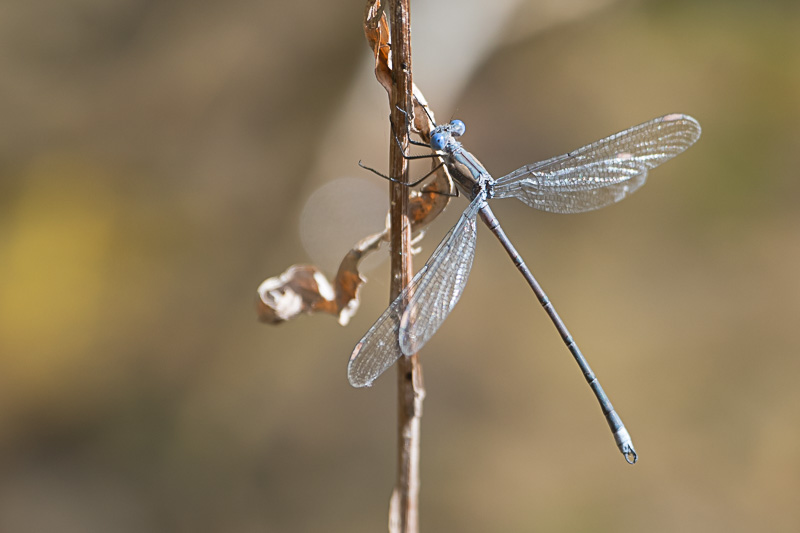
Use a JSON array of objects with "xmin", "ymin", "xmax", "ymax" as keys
[{"xmin": 430, "ymin": 120, "xmax": 466, "ymax": 151}]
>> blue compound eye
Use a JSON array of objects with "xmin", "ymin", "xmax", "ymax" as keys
[
  {"xmin": 451, "ymin": 120, "xmax": 465, "ymax": 137},
  {"xmin": 430, "ymin": 131, "xmax": 447, "ymax": 151}
]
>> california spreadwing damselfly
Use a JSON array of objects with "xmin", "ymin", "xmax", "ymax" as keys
[{"xmin": 348, "ymin": 112, "xmax": 701, "ymax": 463}]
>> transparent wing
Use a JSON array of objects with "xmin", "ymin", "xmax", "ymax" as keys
[
  {"xmin": 492, "ymin": 114, "xmax": 701, "ymax": 213},
  {"xmin": 347, "ymin": 192, "xmax": 485, "ymax": 387}
]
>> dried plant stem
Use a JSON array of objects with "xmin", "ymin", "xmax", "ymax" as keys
[{"xmin": 386, "ymin": 1, "xmax": 424, "ymax": 532}]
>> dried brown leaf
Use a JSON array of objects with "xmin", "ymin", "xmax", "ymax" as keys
[
  {"xmin": 256, "ymin": 265, "xmax": 337, "ymax": 324},
  {"xmin": 331, "ymin": 229, "xmax": 385, "ymax": 325},
  {"xmin": 364, "ymin": 0, "xmax": 393, "ymax": 95},
  {"xmin": 257, "ymin": 229, "xmax": 385, "ymax": 326}
]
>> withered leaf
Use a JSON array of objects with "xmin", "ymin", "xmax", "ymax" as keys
[
  {"xmin": 257, "ymin": 265, "xmax": 338, "ymax": 324},
  {"xmin": 364, "ymin": 0, "xmax": 392, "ymax": 95},
  {"xmin": 257, "ymin": 229, "xmax": 385, "ymax": 326}
]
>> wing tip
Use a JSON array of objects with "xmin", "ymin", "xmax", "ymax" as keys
[{"xmin": 661, "ymin": 113, "xmax": 702, "ymax": 143}]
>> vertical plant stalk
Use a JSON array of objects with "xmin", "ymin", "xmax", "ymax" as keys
[{"xmin": 386, "ymin": 1, "xmax": 424, "ymax": 532}]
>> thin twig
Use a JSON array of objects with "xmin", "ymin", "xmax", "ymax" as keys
[{"xmin": 386, "ymin": 1, "xmax": 424, "ymax": 532}]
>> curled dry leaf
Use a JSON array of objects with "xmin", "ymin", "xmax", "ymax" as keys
[
  {"xmin": 257, "ymin": 0, "xmax": 454, "ymax": 327},
  {"xmin": 257, "ymin": 265, "xmax": 338, "ymax": 324},
  {"xmin": 364, "ymin": 0, "xmax": 392, "ymax": 96},
  {"xmin": 257, "ymin": 229, "xmax": 385, "ymax": 326}
]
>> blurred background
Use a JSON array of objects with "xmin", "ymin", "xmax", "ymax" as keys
[{"xmin": 1, "ymin": 0, "xmax": 798, "ymax": 531}]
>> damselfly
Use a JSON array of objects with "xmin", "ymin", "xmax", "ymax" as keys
[{"xmin": 348, "ymin": 113, "xmax": 701, "ymax": 463}]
